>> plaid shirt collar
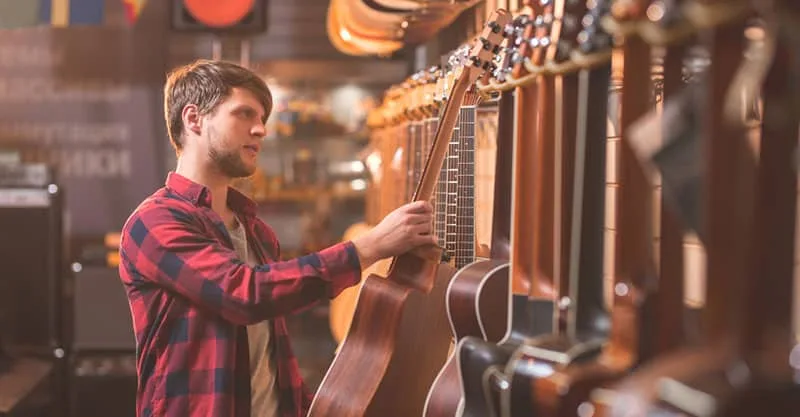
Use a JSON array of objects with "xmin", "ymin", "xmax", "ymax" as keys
[{"xmin": 165, "ymin": 171, "xmax": 257, "ymax": 218}]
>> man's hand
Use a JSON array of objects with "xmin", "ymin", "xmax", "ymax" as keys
[{"xmin": 351, "ymin": 200, "xmax": 437, "ymax": 269}]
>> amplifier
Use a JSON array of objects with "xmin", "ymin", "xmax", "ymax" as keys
[
  {"xmin": 0, "ymin": 162, "xmax": 68, "ymax": 358},
  {"xmin": 72, "ymin": 265, "xmax": 135, "ymax": 351}
]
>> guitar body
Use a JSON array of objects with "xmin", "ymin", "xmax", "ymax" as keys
[
  {"xmin": 505, "ymin": 338, "xmax": 614, "ymax": 417},
  {"xmin": 458, "ymin": 295, "xmax": 555, "ymax": 416},
  {"xmin": 310, "ymin": 259, "xmax": 457, "ymax": 417},
  {"xmin": 329, "ymin": 222, "xmax": 392, "ymax": 343},
  {"xmin": 590, "ymin": 345, "xmax": 737, "ymax": 417},
  {"xmin": 423, "ymin": 259, "xmax": 510, "ymax": 417},
  {"xmin": 714, "ymin": 381, "xmax": 800, "ymax": 417}
]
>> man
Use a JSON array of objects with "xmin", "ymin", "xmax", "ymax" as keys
[{"xmin": 118, "ymin": 59, "xmax": 436, "ymax": 417}]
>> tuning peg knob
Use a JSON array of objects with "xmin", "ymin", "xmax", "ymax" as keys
[
  {"xmin": 470, "ymin": 56, "xmax": 482, "ymax": 68},
  {"xmin": 488, "ymin": 21, "xmax": 501, "ymax": 33},
  {"xmin": 480, "ymin": 37, "xmax": 491, "ymax": 50}
]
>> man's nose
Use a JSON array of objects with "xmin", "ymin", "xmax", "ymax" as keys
[{"xmin": 252, "ymin": 123, "xmax": 266, "ymax": 138}]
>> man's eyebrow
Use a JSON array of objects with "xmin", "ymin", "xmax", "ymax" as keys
[{"xmin": 232, "ymin": 104, "xmax": 266, "ymax": 122}]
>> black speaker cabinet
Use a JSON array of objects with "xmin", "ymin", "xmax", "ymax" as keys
[
  {"xmin": 73, "ymin": 265, "xmax": 135, "ymax": 351},
  {"xmin": 68, "ymin": 350, "xmax": 137, "ymax": 417},
  {"xmin": 0, "ymin": 163, "xmax": 67, "ymax": 358}
]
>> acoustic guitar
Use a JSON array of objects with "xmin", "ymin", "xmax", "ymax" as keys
[
  {"xmin": 308, "ymin": 10, "xmax": 511, "ymax": 417},
  {"xmin": 423, "ymin": 16, "xmax": 525, "ymax": 417},
  {"xmin": 453, "ymin": 5, "xmax": 568, "ymax": 415},
  {"xmin": 329, "ymin": 71, "xmax": 441, "ymax": 344},
  {"xmin": 594, "ymin": 2, "xmax": 797, "ymax": 415},
  {"xmin": 499, "ymin": 1, "xmax": 621, "ymax": 415},
  {"xmin": 711, "ymin": 8, "xmax": 800, "ymax": 415}
]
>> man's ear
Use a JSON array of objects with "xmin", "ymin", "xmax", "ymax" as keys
[{"xmin": 182, "ymin": 104, "xmax": 202, "ymax": 136}]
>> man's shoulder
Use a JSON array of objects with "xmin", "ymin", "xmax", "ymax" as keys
[{"xmin": 121, "ymin": 186, "xmax": 196, "ymax": 236}]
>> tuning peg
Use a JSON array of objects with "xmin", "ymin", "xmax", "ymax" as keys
[
  {"xmin": 487, "ymin": 21, "xmax": 501, "ymax": 34},
  {"xmin": 482, "ymin": 61, "xmax": 492, "ymax": 71},
  {"xmin": 470, "ymin": 56, "xmax": 482, "ymax": 68},
  {"xmin": 480, "ymin": 37, "xmax": 492, "ymax": 50}
]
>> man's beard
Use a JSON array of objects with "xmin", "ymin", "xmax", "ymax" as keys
[{"xmin": 207, "ymin": 127, "xmax": 254, "ymax": 178}]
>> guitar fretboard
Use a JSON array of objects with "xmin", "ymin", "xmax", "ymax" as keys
[
  {"xmin": 406, "ymin": 121, "xmax": 424, "ymax": 202},
  {"xmin": 444, "ymin": 120, "xmax": 460, "ymax": 261},
  {"xmin": 455, "ymin": 106, "xmax": 476, "ymax": 269},
  {"xmin": 431, "ymin": 117, "xmax": 449, "ymax": 251}
]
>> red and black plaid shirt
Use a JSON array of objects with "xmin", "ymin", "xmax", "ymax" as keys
[{"xmin": 118, "ymin": 172, "xmax": 361, "ymax": 417}]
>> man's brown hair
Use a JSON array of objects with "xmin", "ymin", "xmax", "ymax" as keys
[{"xmin": 163, "ymin": 59, "xmax": 273, "ymax": 151}]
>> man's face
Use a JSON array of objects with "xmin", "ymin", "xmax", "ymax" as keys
[{"xmin": 202, "ymin": 87, "xmax": 268, "ymax": 178}]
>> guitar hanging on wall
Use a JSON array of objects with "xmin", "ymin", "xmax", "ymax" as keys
[{"xmin": 308, "ymin": 9, "xmax": 512, "ymax": 417}]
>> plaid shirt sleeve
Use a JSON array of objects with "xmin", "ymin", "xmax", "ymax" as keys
[{"xmin": 120, "ymin": 203, "xmax": 362, "ymax": 325}]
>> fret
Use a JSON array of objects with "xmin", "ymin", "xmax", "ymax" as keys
[
  {"xmin": 444, "ymin": 113, "xmax": 461, "ymax": 260},
  {"xmin": 454, "ymin": 104, "xmax": 477, "ymax": 269},
  {"xmin": 433, "ymin": 115, "xmax": 447, "ymax": 249}
]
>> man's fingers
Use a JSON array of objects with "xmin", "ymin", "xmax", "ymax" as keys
[
  {"xmin": 405, "ymin": 213, "xmax": 434, "ymax": 226},
  {"xmin": 404, "ymin": 200, "xmax": 433, "ymax": 214},
  {"xmin": 413, "ymin": 233, "xmax": 438, "ymax": 246},
  {"xmin": 412, "ymin": 222, "xmax": 433, "ymax": 236}
]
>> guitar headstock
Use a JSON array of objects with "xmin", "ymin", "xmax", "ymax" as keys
[
  {"xmin": 423, "ymin": 66, "xmax": 441, "ymax": 113},
  {"xmin": 511, "ymin": 14, "xmax": 536, "ymax": 78},
  {"xmin": 492, "ymin": 14, "xmax": 532, "ymax": 83},
  {"xmin": 643, "ymin": 0, "xmax": 687, "ymax": 28},
  {"xmin": 531, "ymin": 0, "xmax": 557, "ymax": 67},
  {"xmin": 551, "ymin": 0, "xmax": 590, "ymax": 64},
  {"xmin": 410, "ymin": 70, "xmax": 427, "ymax": 118},
  {"xmin": 576, "ymin": 0, "xmax": 614, "ymax": 56},
  {"xmin": 610, "ymin": 0, "xmax": 648, "ymax": 22},
  {"xmin": 511, "ymin": 0, "xmax": 558, "ymax": 78},
  {"xmin": 462, "ymin": 9, "xmax": 513, "ymax": 86}
]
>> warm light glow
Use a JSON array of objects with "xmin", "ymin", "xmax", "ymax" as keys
[
  {"xmin": 646, "ymin": 1, "xmax": 665, "ymax": 22},
  {"xmin": 340, "ymin": 27, "xmax": 352, "ymax": 42},
  {"xmin": 365, "ymin": 151, "xmax": 382, "ymax": 182},
  {"xmin": 349, "ymin": 160, "xmax": 365, "ymax": 173},
  {"xmin": 350, "ymin": 179, "xmax": 367, "ymax": 191}
]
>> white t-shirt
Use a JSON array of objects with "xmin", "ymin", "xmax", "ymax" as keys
[{"xmin": 228, "ymin": 218, "xmax": 279, "ymax": 417}]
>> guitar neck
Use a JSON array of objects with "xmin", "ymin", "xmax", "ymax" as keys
[
  {"xmin": 489, "ymin": 90, "xmax": 516, "ymax": 261},
  {"xmin": 433, "ymin": 117, "xmax": 450, "ymax": 251},
  {"xmin": 396, "ymin": 124, "xmax": 410, "ymax": 210},
  {"xmin": 444, "ymin": 120, "xmax": 460, "ymax": 260},
  {"xmin": 455, "ymin": 104, "xmax": 477, "ymax": 269},
  {"xmin": 607, "ymin": 36, "xmax": 654, "ymax": 364},
  {"xmin": 741, "ymin": 38, "xmax": 798, "ymax": 354},
  {"xmin": 554, "ymin": 70, "xmax": 579, "ymax": 333},
  {"xmin": 700, "ymin": 21, "xmax": 755, "ymax": 345},
  {"xmin": 509, "ymin": 83, "xmax": 541, "ymax": 297},
  {"xmin": 410, "ymin": 121, "xmax": 425, "ymax": 202},
  {"xmin": 567, "ymin": 62, "xmax": 612, "ymax": 339},
  {"xmin": 649, "ymin": 42, "xmax": 689, "ymax": 356}
]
